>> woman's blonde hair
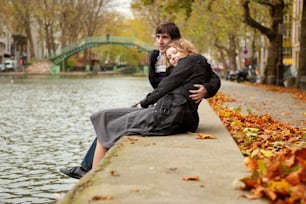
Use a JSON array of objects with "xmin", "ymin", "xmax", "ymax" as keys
[
  {"xmin": 166, "ymin": 38, "xmax": 198, "ymax": 56},
  {"xmin": 165, "ymin": 39, "xmax": 198, "ymax": 67}
]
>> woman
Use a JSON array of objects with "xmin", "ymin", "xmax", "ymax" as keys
[{"xmin": 91, "ymin": 39, "xmax": 216, "ymax": 168}]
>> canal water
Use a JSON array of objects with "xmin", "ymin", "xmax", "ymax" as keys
[{"xmin": 0, "ymin": 75, "xmax": 152, "ymax": 204}]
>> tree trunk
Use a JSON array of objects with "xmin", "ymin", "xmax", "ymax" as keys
[
  {"xmin": 12, "ymin": 0, "xmax": 35, "ymax": 58},
  {"xmin": 24, "ymin": 16, "xmax": 35, "ymax": 58},
  {"xmin": 296, "ymin": 0, "xmax": 306, "ymax": 89},
  {"xmin": 228, "ymin": 34, "xmax": 237, "ymax": 70},
  {"xmin": 241, "ymin": 0, "xmax": 285, "ymax": 86},
  {"xmin": 264, "ymin": 37, "xmax": 280, "ymax": 84},
  {"xmin": 50, "ymin": 26, "xmax": 56, "ymax": 53},
  {"xmin": 45, "ymin": 24, "xmax": 51, "ymax": 56}
]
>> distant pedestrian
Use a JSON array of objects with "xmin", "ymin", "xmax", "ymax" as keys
[{"xmin": 19, "ymin": 58, "xmax": 24, "ymax": 71}]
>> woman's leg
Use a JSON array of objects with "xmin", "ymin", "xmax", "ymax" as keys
[{"xmin": 92, "ymin": 140, "xmax": 109, "ymax": 169}]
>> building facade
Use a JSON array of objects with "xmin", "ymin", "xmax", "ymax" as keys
[
  {"xmin": 0, "ymin": 17, "xmax": 28, "ymax": 69},
  {"xmin": 0, "ymin": 21, "xmax": 12, "ymax": 65},
  {"xmin": 292, "ymin": 0, "xmax": 303, "ymax": 75}
]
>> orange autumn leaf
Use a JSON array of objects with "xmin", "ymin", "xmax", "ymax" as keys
[
  {"xmin": 91, "ymin": 195, "xmax": 113, "ymax": 201},
  {"xmin": 182, "ymin": 176, "xmax": 200, "ymax": 181},
  {"xmin": 110, "ymin": 170, "xmax": 119, "ymax": 176},
  {"xmin": 242, "ymin": 193, "xmax": 262, "ymax": 200},
  {"xmin": 244, "ymin": 157, "xmax": 258, "ymax": 172},
  {"xmin": 123, "ymin": 137, "xmax": 139, "ymax": 144},
  {"xmin": 253, "ymin": 186, "xmax": 277, "ymax": 201},
  {"xmin": 195, "ymin": 132, "xmax": 217, "ymax": 140},
  {"xmin": 240, "ymin": 177, "xmax": 258, "ymax": 190},
  {"xmin": 285, "ymin": 171, "xmax": 300, "ymax": 186}
]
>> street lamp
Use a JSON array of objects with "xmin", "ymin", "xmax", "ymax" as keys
[{"xmin": 276, "ymin": 23, "xmax": 286, "ymax": 86}]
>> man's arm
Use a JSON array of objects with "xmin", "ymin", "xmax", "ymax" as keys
[
  {"xmin": 189, "ymin": 65, "xmax": 221, "ymax": 103},
  {"xmin": 189, "ymin": 84, "xmax": 207, "ymax": 103},
  {"xmin": 202, "ymin": 71, "xmax": 221, "ymax": 98}
]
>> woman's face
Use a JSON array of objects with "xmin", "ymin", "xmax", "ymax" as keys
[{"xmin": 166, "ymin": 47, "xmax": 187, "ymax": 66}]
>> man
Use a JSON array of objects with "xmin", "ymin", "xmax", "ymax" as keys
[{"xmin": 60, "ymin": 22, "xmax": 221, "ymax": 179}]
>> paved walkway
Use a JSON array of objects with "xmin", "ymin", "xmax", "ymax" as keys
[
  {"xmin": 220, "ymin": 81, "xmax": 305, "ymax": 129},
  {"xmin": 56, "ymin": 99, "xmax": 265, "ymax": 204}
]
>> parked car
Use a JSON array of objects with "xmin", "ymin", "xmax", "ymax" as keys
[
  {"xmin": 225, "ymin": 66, "xmax": 257, "ymax": 82},
  {"xmin": 0, "ymin": 64, "xmax": 5, "ymax": 72},
  {"xmin": 4, "ymin": 59, "xmax": 18, "ymax": 71}
]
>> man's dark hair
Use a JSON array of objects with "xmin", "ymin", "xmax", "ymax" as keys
[{"xmin": 155, "ymin": 22, "xmax": 181, "ymax": 40}]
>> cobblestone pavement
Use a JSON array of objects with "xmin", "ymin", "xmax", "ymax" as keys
[{"xmin": 218, "ymin": 80, "xmax": 306, "ymax": 129}]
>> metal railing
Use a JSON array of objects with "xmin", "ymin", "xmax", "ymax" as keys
[{"xmin": 49, "ymin": 36, "xmax": 155, "ymax": 65}]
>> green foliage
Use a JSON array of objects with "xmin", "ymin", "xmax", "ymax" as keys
[
  {"xmin": 94, "ymin": 45, "xmax": 147, "ymax": 68},
  {"xmin": 131, "ymin": 0, "xmax": 194, "ymax": 27},
  {"xmin": 66, "ymin": 56, "xmax": 77, "ymax": 70},
  {"xmin": 143, "ymin": 0, "xmax": 154, "ymax": 5},
  {"xmin": 160, "ymin": 0, "xmax": 195, "ymax": 20}
]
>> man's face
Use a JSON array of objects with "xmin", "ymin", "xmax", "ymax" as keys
[{"xmin": 155, "ymin": 33, "xmax": 171, "ymax": 53}]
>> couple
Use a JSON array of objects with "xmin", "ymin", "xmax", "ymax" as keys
[{"xmin": 60, "ymin": 22, "xmax": 221, "ymax": 179}]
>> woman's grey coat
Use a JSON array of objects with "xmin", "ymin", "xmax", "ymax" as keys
[{"xmin": 90, "ymin": 54, "xmax": 215, "ymax": 148}]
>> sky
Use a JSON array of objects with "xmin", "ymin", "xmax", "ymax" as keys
[{"xmin": 113, "ymin": 0, "xmax": 132, "ymax": 17}]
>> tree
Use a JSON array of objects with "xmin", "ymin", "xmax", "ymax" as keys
[
  {"xmin": 178, "ymin": 0, "xmax": 247, "ymax": 73},
  {"xmin": 207, "ymin": 0, "xmax": 243, "ymax": 71},
  {"xmin": 11, "ymin": 0, "xmax": 36, "ymax": 58},
  {"xmin": 176, "ymin": 0, "xmax": 209, "ymax": 54},
  {"xmin": 78, "ymin": 0, "xmax": 112, "ymax": 61},
  {"xmin": 0, "ymin": 1, "xmax": 12, "ymax": 33},
  {"xmin": 131, "ymin": 0, "xmax": 193, "ymax": 29},
  {"xmin": 131, "ymin": 0, "xmax": 175, "ymax": 29},
  {"xmin": 35, "ymin": 0, "xmax": 58, "ymax": 57},
  {"xmin": 83, "ymin": 0, "xmax": 111, "ymax": 37},
  {"xmin": 241, "ymin": 0, "xmax": 286, "ymax": 85}
]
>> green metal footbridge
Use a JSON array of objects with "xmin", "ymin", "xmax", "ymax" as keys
[{"xmin": 49, "ymin": 36, "xmax": 155, "ymax": 66}]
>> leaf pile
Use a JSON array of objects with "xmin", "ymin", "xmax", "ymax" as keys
[{"xmin": 208, "ymin": 92, "xmax": 306, "ymax": 203}]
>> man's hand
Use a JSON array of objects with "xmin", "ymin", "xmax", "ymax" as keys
[
  {"xmin": 189, "ymin": 84, "xmax": 207, "ymax": 103},
  {"xmin": 136, "ymin": 103, "xmax": 143, "ymax": 108}
]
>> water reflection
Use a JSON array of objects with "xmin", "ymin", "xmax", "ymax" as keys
[{"xmin": 0, "ymin": 76, "xmax": 151, "ymax": 203}]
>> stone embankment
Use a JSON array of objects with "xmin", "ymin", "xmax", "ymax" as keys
[
  {"xmin": 56, "ymin": 100, "xmax": 266, "ymax": 204},
  {"xmin": 25, "ymin": 60, "xmax": 51, "ymax": 74}
]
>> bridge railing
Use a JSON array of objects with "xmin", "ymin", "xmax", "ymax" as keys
[{"xmin": 48, "ymin": 36, "xmax": 155, "ymax": 60}]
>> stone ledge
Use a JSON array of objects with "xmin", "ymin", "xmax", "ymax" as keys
[{"xmin": 56, "ymin": 100, "xmax": 266, "ymax": 204}]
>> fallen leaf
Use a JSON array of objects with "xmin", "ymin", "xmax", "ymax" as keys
[
  {"xmin": 259, "ymin": 149, "xmax": 272, "ymax": 158},
  {"xmin": 123, "ymin": 137, "xmax": 138, "ymax": 143},
  {"xmin": 285, "ymin": 172, "xmax": 300, "ymax": 186},
  {"xmin": 242, "ymin": 193, "xmax": 262, "ymax": 200},
  {"xmin": 110, "ymin": 170, "xmax": 119, "ymax": 176},
  {"xmin": 244, "ymin": 157, "xmax": 258, "ymax": 171},
  {"xmin": 195, "ymin": 132, "xmax": 217, "ymax": 140},
  {"xmin": 91, "ymin": 195, "xmax": 112, "ymax": 201},
  {"xmin": 182, "ymin": 176, "xmax": 200, "ymax": 181}
]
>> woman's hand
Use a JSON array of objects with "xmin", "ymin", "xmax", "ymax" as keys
[{"xmin": 189, "ymin": 84, "xmax": 207, "ymax": 103}]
